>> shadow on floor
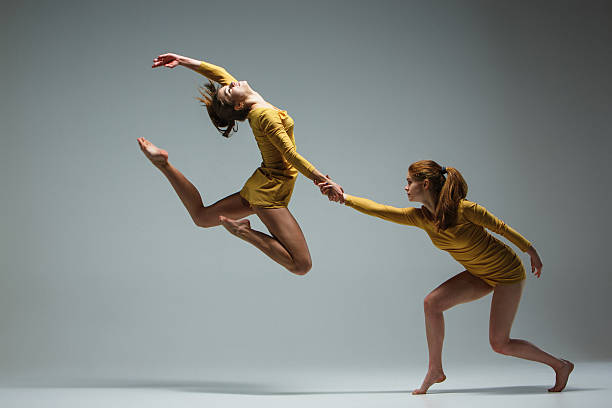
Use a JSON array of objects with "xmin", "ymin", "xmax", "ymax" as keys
[
  {"xmin": 24, "ymin": 380, "xmax": 602, "ymax": 396},
  {"xmin": 428, "ymin": 385, "xmax": 600, "ymax": 395},
  {"xmin": 59, "ymin": 380, "xmax": 411, "ymax": 395}
]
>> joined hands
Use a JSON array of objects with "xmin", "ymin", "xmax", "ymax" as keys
[{"xmin": 315, "ymin": 176, "xmax": 345, "ymax": 204}]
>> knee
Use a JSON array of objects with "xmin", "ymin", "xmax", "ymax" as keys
[
  {"xmin": 490, "ymin": 337, "xmax": 510, "ymax": 354},
  {"xmin": 195, "ymin": 218, "xmax": 214, "ymax": 228},
  {"xmin": 289, "ymin": 259, "xmax": 312, "ymax": 276},
  {"xmin": 194, "ymin": 213, "xmax": 217, "ymax": 228},
  {"xmin": 423, "ymin": 293, "xmax": 442, "ymax": 314}
]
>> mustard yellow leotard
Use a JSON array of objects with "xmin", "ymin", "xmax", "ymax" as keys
[
  {"xmin": 196, "ymin": 61, "xmax": 317, "ymax": 208},
  {"xmin": 344, "ymin": 195, "xmax": 532, "ymax": 286}
]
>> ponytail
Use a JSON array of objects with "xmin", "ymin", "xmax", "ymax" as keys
[
  {"xmin": 434, "ymin": 166, "xmax": 468, "ymax": 230},
  {"xmin": 408, "ymin": 160, "xmax": 468, "ymax": 230}
]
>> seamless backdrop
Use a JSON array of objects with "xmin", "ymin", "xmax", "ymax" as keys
[{"xmin": 1, "ymin": 0, "xmax": 611, "ymax": 384}]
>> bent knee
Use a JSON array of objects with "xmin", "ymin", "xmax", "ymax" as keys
[
  {"xmin": 423, "ymin": 294, "xmax": 442, "ymax": 313},
  {"xmin": 195, "ymin": 219, "xmax": 215, "ymax": 228},
  {"xmin": 289, "ymin": 259, "xmax": 312, "ymax": 276},
  {"xmin": 193, "ymin": 213, "xmax": 219, "ymax": 228},
  {"xmin": 490, "ymin": 338, "xmax": 510, "ymax": 354}
]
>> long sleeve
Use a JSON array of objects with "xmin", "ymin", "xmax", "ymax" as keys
[
  {"xmin": 344, "ymin": 195, "xmax": 420, "ymax": 226},
  {"xmin": 259, "ymin": 111, "xmax": 316, "ymax": 179},
  {"xmin": 462, "ymin": 201, "xmax": 532, "ymax": 252},
  {"xmin": 195, "ymin": 60, "xmax": 236, "ymax": 86}
]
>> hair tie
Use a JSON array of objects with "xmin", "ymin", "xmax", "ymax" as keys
[{"xmin": 440, "ymin": 166, "xmax": 447, "ymax": 175}]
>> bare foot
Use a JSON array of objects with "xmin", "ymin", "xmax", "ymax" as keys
[
  {"xmin": 412, "ymin": 369, "xmax": 446, "ymax": 395},
  {"xmin": 219, "ymin": 216, "xmax": 251, "ymax": 239},
  {"xmin": 548, "ymin": 359, "xmax": 574, "ymax": 392},
  {"xmin": 137, "ymin": 137, "xmax": 168, "ymax": 167}
]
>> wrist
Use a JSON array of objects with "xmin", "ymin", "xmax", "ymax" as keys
[
  {"xmin": 318, "ymin": 175, "xmax": 331, "ymax": 184},
  {"xmin": 179, "ymin": 56, "xmax": 196, "ymax": 67}
]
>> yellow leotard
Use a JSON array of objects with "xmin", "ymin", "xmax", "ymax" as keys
[
  {"xmin": 196, "ymin": 61, "xmax": 316, "ymax": 208},
  {"xmin": 344, "ymin": 195, "xmax": 533, "ymax": 286}
]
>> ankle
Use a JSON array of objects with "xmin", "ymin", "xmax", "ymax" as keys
[
  {"xmin": 427, "ymin": 365, "xmax": 444, "ymax": 374},
  {"xmin": 155, "ymin": 161, "xmax": 170, "ymax": 171},
  {"xmin": 552, "ymin": 359, "xmax": 566, "ymax": 371}
]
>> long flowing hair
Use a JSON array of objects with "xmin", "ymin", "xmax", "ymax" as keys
[
  {"xmin": 197, "ymin": 80, "xmax": 249, "ymax": 138},
  {"xmin": 409, "ymin": 160, "xmax": 468, "ymax": 230}
]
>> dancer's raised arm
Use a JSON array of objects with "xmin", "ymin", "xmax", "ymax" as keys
[
  {"xmin": 152, "ymin": 53, "xmax": 236, "ymax": 85},
  {"xmin": 145, "ymin": 50, "xmax": 348, "ymax": 275}
]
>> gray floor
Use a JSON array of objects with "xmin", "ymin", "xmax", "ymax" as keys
[{"xmin": 1, "ymin": 361, "xmax": 609, "ymax": 408}]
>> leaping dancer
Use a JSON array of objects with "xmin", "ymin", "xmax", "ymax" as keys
[{"xmin": 138, "ymin": 53, "xmax": 343, "ymax": 275}]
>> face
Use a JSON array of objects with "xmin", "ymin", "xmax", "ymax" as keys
[
  {"xmin": 218, "ymin": 81, "xmax": 251, "ymax": 108},
  {"xmin": 404, "ymin": 172, "xmax": 428, "ymax": 202}
]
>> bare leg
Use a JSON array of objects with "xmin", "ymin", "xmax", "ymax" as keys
[
  {"xmin": 219, "ymin": 206, "xmax": 312, "ymax": 276},
  {"xmin": 413, "ymin": 271, "xmax": 493, "ymax": 395},
  {"xmin": 138, "ymin": 137, "xmax": 312, "ymax": 275},
  {"xmin": 489, "ymin": 281, "xmax": 574, "ymax": 392},
  {"xmin": 137, "ymin": 137, "xmax": 254, "ymax": 226},
  {"xmin": 138, "ymin": 138, "xmax": 311, "ymax": 274}
]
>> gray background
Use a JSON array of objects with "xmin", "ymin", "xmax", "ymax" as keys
[{"xmin": 1, "ymin": 0, "xmax": 610, "ymax": 385}]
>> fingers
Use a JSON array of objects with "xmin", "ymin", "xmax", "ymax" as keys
[
  {"xmin": 531, "ymin": 259, "xmax": 542, "ymax": 278},
  {"xmin": 314, "ymin": 179, "xmax": 344, "ymax": 203},
  {"xmin": 322, "ymin": 189, "xmax": 344, "ymax": 204},
  {"xmin": 152, "ymin": 53, "xmax": 177, "ymax": 68}
]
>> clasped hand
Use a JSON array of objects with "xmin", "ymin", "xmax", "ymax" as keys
[{"xmin": 315, "ymin": 177, "xmax": 345, "ymax": 204}]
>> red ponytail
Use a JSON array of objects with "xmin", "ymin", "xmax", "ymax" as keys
[{"xmin": 408, "ymin": 160, "xmax": 468, "ymax": 230}]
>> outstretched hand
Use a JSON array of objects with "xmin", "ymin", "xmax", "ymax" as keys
[
  {"xmin": 315, "ymin": 176, "xmax": 345, "ymax": 204},
  {"xmin": 152, "ymin": 53, "xmax": 183, "ymax": 69}
]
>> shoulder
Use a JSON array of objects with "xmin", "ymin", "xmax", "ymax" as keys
[
  {"xmin": 458, "ymin": 199, "xmax": 477, "ymax": 211},
  {"xmin": 406, "ymin": 206, "xmax": 424, "ymax": 216},
  {"xmin": 405, "ymin": 206, "xmax": 426, "ymax": 223},
  {"xmin": 248, "ymin": 107, "xmax": 282, "ymax": 126},
  {"xmin": 457, "ymin": 199, "xmax": 480, "ymax": 219},
  {"xmin": 247, "ymin": 107, "xmax": 269, "ymax": 121}
]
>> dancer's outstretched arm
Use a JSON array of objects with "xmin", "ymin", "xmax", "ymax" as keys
[
  {"xmin": 317, "ymin": 181, "xmax": 419, "ymax": 226},
  {"xmin": 152, "ymin": 52, "xmax": 236, "ymax": 85}
]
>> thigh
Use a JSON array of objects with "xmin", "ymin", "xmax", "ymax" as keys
[
  {"xmin": 427, "ymin": 271, "xmax": 494, "ymax": 311},
  {"xmin": 489, "ymin": 280, "xmax": 525, "ymax": 341},
  {"xmin": 198, "ymin": 192, "xmax": 254, "ymax": 227},
  {"xmin": 253, "ymin": 206, "xmax": 311, "ymax": 263}
]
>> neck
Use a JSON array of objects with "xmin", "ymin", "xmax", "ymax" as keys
[
  {"xmin": 244, "ymin": 90, "xmax": 268, "ymax": 110},
  {"xmin": 421, "ymin": 195, "xmax": 437, "ymax": 214}
]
